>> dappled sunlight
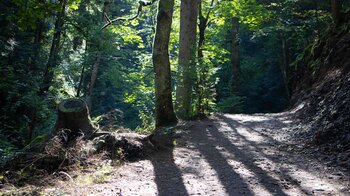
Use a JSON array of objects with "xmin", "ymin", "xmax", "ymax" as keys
[
  {"xmin": 44, "ymin": 114, "xmax": 349, "ymax": 195},
  {"xmin": 225, "ymin": 114, "xmax": 272, "ymax": 123},
  {"xmin": 208, "ymin": 115, "xmax": 348, "ymax": 195},
  {"xmin": 287, "ymin": 166, "xmax": 347, "ymax": 195},
  {"xmin": 236, "ymin": 126, "xmax": 266, "ymax": 143},
  {"xmin": 115, "ymin": 160, "xmax": 158, "ymax": 195},
  {"xmin": 207, "ymin": 126, "xmax": 289, "ymax": 195},
  {"xmin": 2, "ymin": 0, "xmax": 350, "ymax": 194},
  {"xmin": 173, "ymin": 147, "xmax": 227, "ymax": 195},
  {"xmin": 225, "ymin": 158, "xmax": 273, "ymax": 195}
]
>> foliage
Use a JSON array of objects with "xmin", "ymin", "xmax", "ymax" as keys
[
  {"xmin": 0, "ymin": 0, "xmax": 340, "ymax": 150},
  {"xmin": 216, "ymin": 95, "xmax": 245, "ymax": 113}
]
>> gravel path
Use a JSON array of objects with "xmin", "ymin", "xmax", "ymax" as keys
[{"xmin": 44, "ymin": 113, "xmax": 350, "ymax": 196}]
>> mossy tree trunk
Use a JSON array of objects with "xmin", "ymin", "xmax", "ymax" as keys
[{"xmin": 152, "ymin": 0, "xmax": 178, "ymax": 128}]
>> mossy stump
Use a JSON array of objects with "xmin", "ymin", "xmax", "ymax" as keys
[{"xmin": 53, "ymin": 98, "xmax": 95, "ymax": 139}]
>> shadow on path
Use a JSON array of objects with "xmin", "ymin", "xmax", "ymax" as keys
[
  {"xmin": 193, "ymin": 119, "xmax": 288, "ymax": 196},
  {"xmin": 150, "ymin": 148, "xmax": 189, "ymax": 196},
  {"xmin": 150, "ymin": 114, "xmax": 325, "ymax": 195},
  {"xmin": 190, "ymin": 126, "xmax": 255, "ymax": 195},
  {"xmin": 217, "ymin": 115, "xmax": 312, "ymax": 195}
]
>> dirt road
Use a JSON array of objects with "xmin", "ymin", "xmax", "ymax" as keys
[{"xmin": 45, "ymin": 113, "xmax": 350, "ymax": 196}]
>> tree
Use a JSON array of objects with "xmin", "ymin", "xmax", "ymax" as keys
[
  {"xmin": 41, "ymin": 0, "xmax": 67, "ymax": 93},
  {"xmin": 195, "ymin": 0, "xmax": 215, "ymax": 116},
  {"xmin": 231, "ymin": 17, "xmax": 240, "ymax": 93},
  {"xmin": 175, "ymin": 0, "xmax": 199, "ymax": 119},
  {"xmin": 331, "ymin": 0, "xmax": 341, "ymax": 25},
  {"xmin": 85, "ymin": 0, "xmax": 111, "ymax": 110},
  {"xmin": 152, "ymin": 0, "xmax": 178, "ymax": 128},
  {"xmin": 280, "ymin": 33, "xmax": 290, "ymax": 98}
]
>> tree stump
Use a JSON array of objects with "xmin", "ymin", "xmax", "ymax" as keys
[{"xmin": 53, "ymin": 98, "xmax": 95, "ymax": 139}]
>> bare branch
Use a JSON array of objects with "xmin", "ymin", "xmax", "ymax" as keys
[{"xmin": 102, "ymin": 0, "xmax": 157, "ymax": 30}]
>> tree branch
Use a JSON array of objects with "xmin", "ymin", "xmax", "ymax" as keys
[
  {"xmin": 102, "ymin": 0, "xmax": 157, "ymax": 30},
  {"xmin": 205, "ymin": 0, "xmax": 216, "ymax": 24},
  {"xmin": 65, "ymin": 19, "xmax": 89, "ymax": 38}
]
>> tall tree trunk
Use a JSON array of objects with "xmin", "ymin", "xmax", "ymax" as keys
[
  {"xmin": 231, "ymin": 17, "xmax": 240, "ymax": 93},
  {"xmin": 30, "ymin": 19, "xmax": 45, "ymax": 72},
  {"xmin": 85, "ymin": 54, "xmax": 101, "ymax": 110},
  {"xmin": 195, "ymin": 0, "xmax": 214, "ymax": 115},
  {"xmin": 76, "ymin": 42, "xmax": 88, "ymax": 98},
  {"xmin": 75, "ymin": 0, "xmax": 89, "ymax": 97},
  {"xmin": 314, "ymin": 1, "xmax": 320, "ymax": 38},
  {"xmin": 40, "ymin": 0, "xmax": 67, "ymax": 93},
  {"xmin": 72, "ymin": 0, "xmax": 87, "ymax": 51},
  {"xmin": 85, "ymin": 0, "xmax": 111, "ymax": 110},
  {"xmin": 331, "ymin": 0, "xmax": 341, "ymax": 25},
  {"xmin": 281, "ymin": 34, "xmax": 290, "ymax": 99},
  {"xmin": 197, "ymin": 1, "xmax": 206, "ymax": 61},
  {"xmin": 76, "ymin": 63, "xmax": 85, "ymax": 97},
  {"xmin": 152, "ymin": 0, "xmax": 177, "ymax": 128},
  {"xmin": 175, "ymin": 0, "xmax": 199, "ymax": 119}
]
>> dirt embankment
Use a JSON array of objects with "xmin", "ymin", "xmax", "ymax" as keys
[{"xmin": 288, "ymin": 12, "xmax": 350, "ymax": 159}]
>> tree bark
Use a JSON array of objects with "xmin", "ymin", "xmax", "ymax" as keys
[
  {"xmin": 40, "ymin": 0, "xmax": 67, "ymax": 93},
  {"xmin": 331, "ymin": 0, "xmax": 341, "ymax": 25},
  {"xmin": 30, "ymin": 18, "xmax": 45, "ymax": 72},
  {"xmin": 53, "ymin": 98, "xmax": 95, "ymax": 139},
  {"xmin": 85, "ymin": 0, "xmax": 110, "ymax": 110},
  {"xmin": 195, "ymin": 0, "xmax": 214, "ymax": 116},
  {"xmin": 231, "ymin": 17, "xmax": 240, "ymax": 93},
  {"xmin": 76, "ymin": 43, "xmax": 88, "ymax": 97},
  {"xmin": 152, "ymin": 0, "xmax": 178, "ymax": 128},
  {"xmin": 175, "ymin": 0, "xmax": 199, "ymax": 119},
  {"xmin": 86, "ymin": 54, "xmax": 101, "ymax": 110},
  {"xmin": 281, "ymin": 34, "xmax": 290, "ymax": 99}
]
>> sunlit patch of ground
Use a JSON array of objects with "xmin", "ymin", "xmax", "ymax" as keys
[{"xmin": 42, "ymin": 113, "xmax": 350, "ymax": 196}]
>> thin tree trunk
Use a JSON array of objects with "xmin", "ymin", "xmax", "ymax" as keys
[
  {"xmin": 76, "ymin": 64, "xmax": 85, "ymax": 97},
  {"xmin": 175, "ymin": 0, "xmax": 199, "ymax": 119},
  {"xmin": 85, "ymin": 0, "xmax": 111, "ymax": 110},
  {"xmin": 30, "ymin": 19, "xmax": 45, "ymax": 72},
  {"xmin": 73, "ymin": 0, "xmax": 88, "ymax": 50},
  {"xmin": 331, "ymin": 0, "xmax": 341, "ymax": 25},
  {"xmin": 75, "ymin": 0, "xmax": 89, "ymax": 97},
  {"xmin": 152, "ymin": 0, "xmax": 177, "ymax": 128},
  {"xmin": 40, "ymin": 0, "xmax": 67, "ymax": 93},
  {"xmin": 76, "ymin": 43, "xmax": 88, "ymax": 97},
  {"xmin": 231, "ymin": 17, "xmax": 240, "ymax": 93},
  {"xmin": 196, "ymin": 0, "xmax": 205, "ymax": 115},
  {"xmin": 281, "ymin": 34, "xmax": 290, "ymax": 99},
  {"xmin": 27, "ymin": 108, "xmax": 37, "ymax": 144},
  {"xmin": 314, "ymin": 1, "xmax": 320, "ymax": 38},
  {"xmin": 195, "ymin": 0, "xmax": 214, "ymax": 115},
  {"xmin": 86, "ymin": 54, "xmax": 101, "ymax": 110}
]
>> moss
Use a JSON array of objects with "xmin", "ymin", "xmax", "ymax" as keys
[{"xmin": 59, "ymin": 98, "xmax": 86, "ymax": 113}]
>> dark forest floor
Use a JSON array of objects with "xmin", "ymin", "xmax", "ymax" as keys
[{"xmin": 23, "ymin": 113, "xmax": 349, "ymax": 196}]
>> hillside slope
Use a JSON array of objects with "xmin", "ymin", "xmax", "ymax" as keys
[{"xmin": 289, "ymin": 13, "xmax": 350, "ymax": 159}]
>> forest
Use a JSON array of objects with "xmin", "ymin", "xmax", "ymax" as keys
[{"xmin": 0, "ymin": 0, "xmax": 350, "ymax": 195}]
